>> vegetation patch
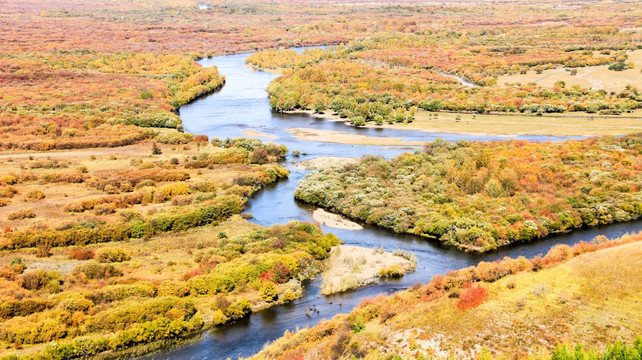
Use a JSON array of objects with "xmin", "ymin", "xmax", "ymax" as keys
[
  {"xmin": 295, "ymin": 135, "xmax": 642, "ymax": 251},
  {"xmin": 249, "ymin": 232, "xmax": 642, "ymax": 360}
]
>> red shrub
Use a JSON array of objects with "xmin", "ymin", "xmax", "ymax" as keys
[
  {"xmin": 457, "ymin": 285, "xmax": 487, "ymax": 311},
  {"xmin": 69, "ymin": 247, "xmax": 95, "ymax": 260},
  {"xmin": 193, "ymin": 135, "xmax": 209, "ymax": 143},
  {"xmin": 272, "ymin": 261, "xmax": 292, "ymax": 283},
  {"xmin": 259, "ymin": 271, "xmax": 275, "ymax": 282}
]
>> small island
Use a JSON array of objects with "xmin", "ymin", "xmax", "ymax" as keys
[{"xmin": 321, "ymin": 245, "xmax": 416, "ymax": 295}]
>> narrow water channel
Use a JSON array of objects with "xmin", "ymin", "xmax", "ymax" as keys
[{"xmin": 141, "ymin": 49, "xmax": 642, "ymax": 360}]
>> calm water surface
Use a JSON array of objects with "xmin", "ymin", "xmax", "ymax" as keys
[{"xmin": 141, "ymin": 49, "xmax": 641, "ymax": 360}]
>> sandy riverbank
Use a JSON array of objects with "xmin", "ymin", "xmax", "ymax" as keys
[
  {"xmin": 286, "ymin": 127, "xmax": 425, "ymax": 146},
  {"xmin": 295, "ymin": 156, "xmax": 359, "ymax": 170},
  {"xmin": 312, "ymin": 208, "xmax": 363, "ymax": 230},
  {"xmin": 321, "ymin": 245, "xmax": 416, "ymax": 295},
  {"xmin": 243, "ymin": 129, "xmax": 279, "ymax": 139}
]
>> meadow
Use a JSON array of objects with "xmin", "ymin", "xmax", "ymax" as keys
[
  {"xmin": 249, "ymin": 232, "xmax": 642, "ymax": 359},
  {"xmin": 391, "ymin": 110, "xmax": 642, "ymax": 137}
]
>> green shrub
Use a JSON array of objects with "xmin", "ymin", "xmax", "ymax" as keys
[
  {"xmin": 0, "ymin": 298, "xmax": 52, "ymax": 319},
  {"xmin": 73, "ymin": 262, "xmax": 123, "ymax": 279},
  {"xmin": 88, "ymin": 282, "xmax": 158, "ymax": 304},
  {"xmin": 260, "ymin": 281, "xmax": 278, "ymax": 302},
  {"xmin": 96, "ymin": 248, "xmax": 130, "ymax": 263},
  {"xmin": 21, "ymin": 270, "xmax": 60, "ymax": 290},
  {"xmin": 225, "ymin": 299, "xmax": 251, "ymax": 320},
  {"xmin": 87, "ymin": 297, "xmax": 196, "ymax": 331}
]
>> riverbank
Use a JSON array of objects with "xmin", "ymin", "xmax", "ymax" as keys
[
  {"xmin": 321, "ymin": 245, "xmax": 416, "ymax": 295},
  {"xmin": 312, "ymin": 208, "xmax": 363, "ymax": 230},
  {"xmin": 249, "ymin": 232, "xmax": 642, "ymax": 360},
  {"xmin": 286, "ymin": 127, "xmax": 425, "ymax": 146},
  {"xmin": 243, "ymin": 129, "xmax": 279, "ymax": 139},
  {"xmin": 295, "ymin": 156, "xmax": 358, "ymax": 170},
  {"xmin": 281, "ymin": 108, "xmax": 642, "ymax": 137}
]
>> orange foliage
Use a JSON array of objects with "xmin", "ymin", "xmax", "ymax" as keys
[{"xmin": 457, "ymin": 284, "xmax": 488, "ymax": 311}]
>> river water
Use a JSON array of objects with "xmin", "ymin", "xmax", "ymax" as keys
[{"xmin": 142, "ymin": 50, "xmax": 642, "ymax": 360}]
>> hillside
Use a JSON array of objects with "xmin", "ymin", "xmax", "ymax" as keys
[{"xmin": 250, "ymin": 233, "xmax": 642, "ymax": 359}]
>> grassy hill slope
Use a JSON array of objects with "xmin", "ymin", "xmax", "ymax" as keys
[{"xmin": 250, "ymin": 234, "xmax": 642, "ymax": 359}]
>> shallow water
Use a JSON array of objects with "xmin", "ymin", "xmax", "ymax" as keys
[{"xmin": 141, "ymin": 49, "xmax": 642, "ymax": 360}]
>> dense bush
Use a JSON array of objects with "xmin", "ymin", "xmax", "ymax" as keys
[
  {"xmin": 225, "ymin": 299, "xmax": 251, "ymax": 320},
  {"xmin": 21, "ymin": 270, "xmax": 60, "ymax": 291},
  {"xmin": 73, "ymin": 262, "xmax": 122, "ymax": 280},
  {"xmin": 187, "ymin": 222, "xmax": 338, "ymax": 295},
  {"xmin": 295, "ymin": 135, "xmax": 642, "ymax": 251},
  {"xmin": 260, "ymin": 282, "xmax": 278, "ymax": 302},
  {"xmin": 25, "ymin": 189, "xmax": 45, "ymax": 200},
  {"xmin": 95, "ymin": 248, "xmax": 130, "ymax": 263},
  {"xmin": 87, "ymin": 297, "xmax": 196, "ymax": 331},
  {"xmin": 7, "ymin": 209, "xmax": 36, "ymax": 221},
  {"xmin": 68, "ymin": 247, "xmax": 95, "ymax": 260},
  {"xmin": 457, "ymin": 285, "xmax": 487, "ymax": 311},
  {"xmin": 0, "ymin": 298, "xmax": 52, "ymax": 319}
]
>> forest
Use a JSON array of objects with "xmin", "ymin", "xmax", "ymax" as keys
[{"xmin": 295, "ymin": 135, "xmax": 642, "ymax": 251}]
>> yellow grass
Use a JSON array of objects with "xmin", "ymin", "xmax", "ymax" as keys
[
  {"xmin": 382, "ymin": 242, "xmax": 642, "ymax": 358},
  {"xmin": 249, "ymin": 239, "xmax": 642, "ymax": 359},
  {"xmin": 497, "ymin": 49, "xmax": 642, "ymax": 92},
  {"xmin": 387, "ymin": 110, "xmax": 642, "ymax": 137}
]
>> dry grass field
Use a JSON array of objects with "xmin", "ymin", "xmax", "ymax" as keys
[
  {"xmin": 387, "ymin": 109, "xmax": 642, "ymax": 136},
  {"xmin": 498, "ymin": 50, "xmax": 642, "ymax": 92}
]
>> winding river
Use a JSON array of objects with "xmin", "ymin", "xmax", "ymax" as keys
[{"xmin": 142, "ymin": 49, "xmax": 642, "ymax": 360}]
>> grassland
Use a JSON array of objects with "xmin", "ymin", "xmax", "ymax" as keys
[
  {"xmin": 497, "ymin": 50, "xmax": 642, "ymax": 93},
  {"xmin": 249, "ymin": 232, "xmax": 642, "ymax": 359},
  {"xmin": 385, "ymin": 110, "xmax": 642, "ymax": 137},
  {"xmin": 0, "ymin": 137, "xmax": 288, "ymax": 249}
]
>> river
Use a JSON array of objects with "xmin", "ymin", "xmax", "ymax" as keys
[{"xmin": 141, "ymin": 49, "xmax": 642, "ymax": 360}]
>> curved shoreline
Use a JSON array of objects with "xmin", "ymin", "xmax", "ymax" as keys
[
  {"xmin": 295, "ymin": 197, "xmax": 642, "ymax": 253},
  {"xmin": 143, "ymin": 48, "xmax": 642, "ymax": 360}
]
